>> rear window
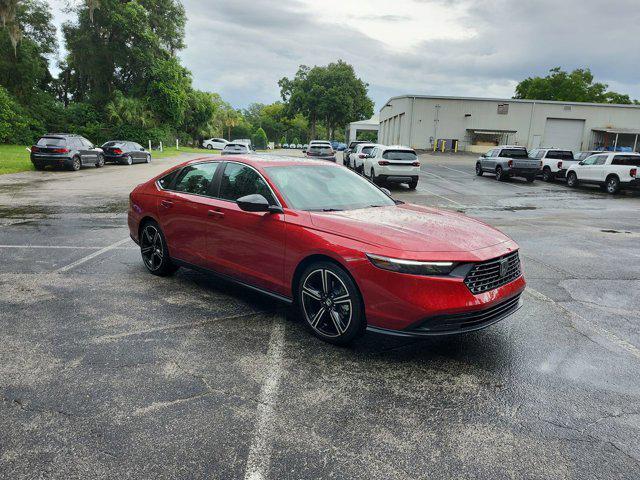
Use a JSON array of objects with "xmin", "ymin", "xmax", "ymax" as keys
[
  {"xmin": 547, "ymin": 150, "xmax": 574, "ymax": 160},
  {"xmin": 309, "ymin": 146, "xmax": 333, "ymax": 155},
  {"xmin": 103, "ymin": 141, "xmax": 125, "ymax": 148},
  {"xmin": 362, "ymin": 146, "xmax": 375, "ymax": 155},
  {"xmin": 37, "ymin": 137, "xmax": 66, "ymax": 146},
  {"xmin": 500, "ymin": 148, "xmax": 528, "ymax": 158},
  {"xmin": 224, "ymin": 144, "xmax": 248, "ymax": 151},
  {"xmin": 382, "ymin": 150, "xmax": 417, "ymax": 161},
  {"xmin": 611, "ymin": 155, "xmax": 640, "ymax": 166}
]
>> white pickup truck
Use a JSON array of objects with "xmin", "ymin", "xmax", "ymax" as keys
[
  {"xmin": 529, "ymin": 148, "xmax": 576, "ymax": 182},
  {"xmin": 566, "ymin": 152, "xmax": 640, "ymax": 194}
]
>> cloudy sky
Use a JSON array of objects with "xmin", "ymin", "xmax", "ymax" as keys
[{"xmin": 50, "ymin": 0, "xmax": 640, "ymax": 110}]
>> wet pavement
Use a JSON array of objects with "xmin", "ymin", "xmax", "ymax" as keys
[{"xmin": 1, "ymin": 151, "xmax": 639, "ymax": 479}]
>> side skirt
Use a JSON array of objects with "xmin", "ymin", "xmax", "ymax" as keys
[{"xmin": 172, "ymin": 258, "xmax": 293, "ymax": 305}]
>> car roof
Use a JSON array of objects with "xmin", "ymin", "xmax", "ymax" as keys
[
  {"xmin": 182, "ymin": 154, "xmax": 341, "ymax": 170},
  {"xmin": 382, "ymin": 145, "xmax": 415, "ymax": 151},
  {"xmin": 498, "ymin": 145, "xmax": 526, "ymax": 149}
]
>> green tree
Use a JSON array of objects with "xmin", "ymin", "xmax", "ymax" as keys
[
  {"xmin": 514, "ymin": 67, "xmax": 635, "ymax": 104},
  {"xmin": 145, "ymin": 58, "xmax": 191, "ymax": 126},
  {"xmin": 252, "ymin": 127, "xmax": 268, "ymax": 149},
  {"xmin": 62, "ymin": 0, "xmax": 187, "ymax": 105},
  {"xmin": 279, "ymin": 60, "xmax": 373, "ymax": 139},
  {"xmin": 182, "ymin": 90, "xmax": 224, "ymax": 145}
]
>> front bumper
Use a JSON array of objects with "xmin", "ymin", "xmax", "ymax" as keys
[{"xmin": 349, "ymin": 243, "xmax": 526, "ymax": 333}]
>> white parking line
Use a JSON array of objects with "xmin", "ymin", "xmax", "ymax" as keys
[
  {"xmin": 0, "ymin": 245, "xmax": 98, "ymax": 250},
  {"xmin": 526, "ymin": 287, "xmax": 640, "ymax": 361},
  {"xmin": 55, "ymin": 238, "xmax": 131, "ymax": 273},
  {"xmin": 418, "ymin": 186, "xmax": 465, "ymax": 206},
  {"xmin": 243, "ymin": 320, "xmax": 286, "ymax": 480},
  {"xmin": 437, "ymin": 165, "xmax": 529, "ymax": 189}
]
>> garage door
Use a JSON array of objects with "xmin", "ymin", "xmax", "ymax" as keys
[{"xmin": 542, "ymin": 118, "xmax": 585, "ymax": 152}]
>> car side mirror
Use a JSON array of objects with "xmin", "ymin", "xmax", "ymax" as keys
[
  {"xmin": 481, "ymin": 154, "xmax": 487, "ymax": 158},
  {"xmin": 140, "ymin": 148, "xmax": 145, "ymax": 151},
  {"xmin": 237, "ymin": 194, "xmax": 282, "ymax": 213},
  {"xmin": 578, "ymin": 161, "xmax": 584, "ymax": 165}
]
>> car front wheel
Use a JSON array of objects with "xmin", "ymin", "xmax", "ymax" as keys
[
  {"xmin": 140, "ymin": 221, "xmax": 179, "ymax": 277},
  {"xmin": 206, "ymin": 144, "xmax": 213, "ymax": 150},
  {"xmin": 475, "ymin": 163, "xmax": 483, "ymax": 176},
  {"xmin": 297, "ymin": 261, "xmax": 365, "ymax": 345},
  {"xmin": 125, "ymin": 155, "xmax": 133, "ymax": 166},
  {"xmin": 96, "ymin": 154, "xmax": 105, "ymax": 168},
  {"xmin": 567, "ymin": 171, "xmax": 579, "ymax": 188}
]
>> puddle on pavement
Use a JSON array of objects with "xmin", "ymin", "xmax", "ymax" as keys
[
  {"xmin": 0, "ymin": 201, "xmax": 128, "ymax": 219},
  {"xmin": 601, "ymin": 229, "xmax": 633, "ymax": 234}
]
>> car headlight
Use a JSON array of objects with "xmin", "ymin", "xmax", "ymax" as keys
[{"xmin": 366, "ymin": 254, "xmax": 456, "ymax": 276}]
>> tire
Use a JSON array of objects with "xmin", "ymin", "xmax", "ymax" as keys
[
  {"xmin": 542, "ymin": 167, "xmax": 554, "ymax": 182},
  {"xmin": 206, "ymin": 144, "xmax": 213, "ymax": 150},
  {"xmin": 408, "ymin": 179, "xmax": 418, "ymax": 189},
  {"xmin": 605, "ymin": 175, "xmax": 620, "ymax": 194},
  {"xmin": 125, "ymin": 155, "xmax": 133, "ymax": 166},
  {"xmin": 475, "ymin": 163, "xmax": 483, "ymax": 176},
  {"xmin": 567, "ymin": 171, "xmax": 579, "ymax": 188},
  {"xmin": 70, "ymin": 156, "xmax": 81, "ymax": 171},
  {"xmin": 525, "ymin": 175, "xmax": 535, "ymax": 183},
  {"xmin": 33, "ymin": 162, "xmax": 44, "ymax": 171},
  {"xmin": 145, "ymin": 154, "xmax": 151, "ymax": 164},
  {"xmin": 96, "ymin": 154, "xmax": 105, "ymax": 168},
  {"xmin": 139, "ymin": 221, "xmax": 179, "ymax": 277},
  {"xmin": 495, "ymin": 166, "xmax": 506, "ymax": 181},
  {"xmin": 297, "ymin": 261, "xmax": 365, "ymax": 345}
]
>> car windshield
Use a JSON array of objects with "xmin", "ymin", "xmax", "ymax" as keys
[
  {"xmin": 362, "ymin": 146, "xmax": 375, "ymax": 155},
  {"xmin": 37, "ymin": 137, "xmax": 66, "ymax": 146},
  {"xmin": 265, "ymin": 165, "xmax": 395, "ymax": 211},
  {"xmin": 383, "ymin": 150, "xmax": 417, "ymax": 161},
  {"xmin": 224, "ymin": 144, "xmax": 247, "ymax": 151},
  {"xmin": 501, "ymin": 148, "xmax": 529, "ymax": 158},
  {"xmin": 103, "ymin": 141, "xmax": 124, "ymax": 148}
]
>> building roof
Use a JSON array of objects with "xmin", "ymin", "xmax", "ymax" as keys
[
  {"xmin": 381, "ymin": 94, "xmax": 640, "ymax": 111},
  {"xmin": 349, "ymin": 115, "xmax": 380, "ymax": 127}
]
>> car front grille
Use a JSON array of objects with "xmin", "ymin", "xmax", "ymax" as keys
[
  {"xmin": 464, "ymin": 251, "xmax": 521, "ymax": 295},
  {"xmin": 410, "ymin": 293, "xmax": 522, "ymax": 334}
]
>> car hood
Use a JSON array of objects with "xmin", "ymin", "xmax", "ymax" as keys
[{"xmin": 309, "ymin": 204, "xmax": 511, "ymax": 253}]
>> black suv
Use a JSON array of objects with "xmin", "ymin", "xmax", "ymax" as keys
[{"xmin": 31, "ymin": 134, "xmax": 105, "ymax": 171}]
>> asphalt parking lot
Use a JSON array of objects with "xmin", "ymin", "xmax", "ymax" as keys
[{"xmin": 1, "ymin": 150, "xmax": 639, "ymax": 479}]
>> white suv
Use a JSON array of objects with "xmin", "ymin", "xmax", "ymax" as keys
[
  {"xmin": 364, "ymin": 145, "xmax": 420, "ymax": 189},
  {"xmin": 203, "ymin": 138, "xmax": 229, "ymax": 150},
  {"xmin": 348, "ymin": 143, "xmax": 382, "ymax": 172},
  {"xmin": 566, "ymin": 152, "xmax": 640, "ymax": 194},
  {"xmin": 529, "ymin": 148, "xmax": 576, "ymax": 182}
]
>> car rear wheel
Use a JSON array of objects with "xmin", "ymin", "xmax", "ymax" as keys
[
  {"xmin": 542, "ymin": 167, "xmax": 553, "ymax": 182},
  {"xmin": 606, "ymin": 175, "xmax": 621, "ymax": 194},
  {"xmin": 475, "ymin": 163, "xmax": 483, "ymax": 176},
  {"xmin": 96, "ymin": 154, "xmax": 105, "ymax": 168},
  {"xmin": 140, "ymin": 221, "xmax": 179, "ymax": 277},
  {"xmin": 70, "ymin": 156, "xmax": 81, "ymax": 171},
  {"xmin": 495, "ymin": 166, "xmax": 506, "ymax": 181},
  {"xmin": 567, "ymin": 171, "xmax": 579, "ymax": 188},
  {"xmin": 297, "ymin": 261, "xmax": 365, "ymax": 345},
  {"xmin": 408, "ymin": 179, "xmax": 418, "ymax": 189}
]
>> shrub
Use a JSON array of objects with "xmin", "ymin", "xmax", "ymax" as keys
[{"xmin": 252, "ymin": 127, "xmax": 268, "ymax": 149}]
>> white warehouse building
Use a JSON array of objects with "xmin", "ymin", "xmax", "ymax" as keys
[{"xmin": 379, "ymin": 95, "xmax": 640, "ymax": 153}]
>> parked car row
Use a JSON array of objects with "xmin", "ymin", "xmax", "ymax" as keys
[
  {"xmin": 475, "ymin": 145, "xmax": 640, "ymax": 194},
  {"xmin": 280, "ymin": 143, "xmax": 307, "ymax": 150},
  {"xmin": 30, "ymin": 133, "xmax": 151, "ymax": 171}
]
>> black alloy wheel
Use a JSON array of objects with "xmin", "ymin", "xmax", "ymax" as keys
[
  {"xmin": 140, "ymin": 222, "xmax": 178, "ymax": 276},
  {"xmin": 475, "ymin": 163, "xmax": 483, "ymax": 176},
  {"xmin": 298, "ymin": 262, "xmax": 364, "ymax": 345}
]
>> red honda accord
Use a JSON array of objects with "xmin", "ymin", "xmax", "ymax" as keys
[{"xmin": 128, "ymin": 155, "xmax": 525, "ymax": 344}]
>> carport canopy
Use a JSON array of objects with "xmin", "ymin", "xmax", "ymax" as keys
[
  {"xmin": 466, "ymin": 128, "xmax": 517, "ymax": 147},
  {"xmin": 592, "ymin": 128, "xmax": 640, "ymax": 151},
  {"xmin": 346, "ymin": 115, "xmax": 379, "ymax": 144}
]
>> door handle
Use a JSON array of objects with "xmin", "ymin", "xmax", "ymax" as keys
[
  {"xmin": 207, "ymin": 209, "xmax": 225, "ymax": 219},
  {"xmin": 160, "ymin": 200, "xmax": 174, "ymax": 209}
]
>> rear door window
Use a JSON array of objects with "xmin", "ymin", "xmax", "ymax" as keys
[
  {"xmin": 173, "ymin": 162, "xmax": 220, "ymax": 196},
  {"xmin": 219, "ymin": 163, "xmax": 276, "ymax": 204},
  {"xmin": 611, "ymin": 155, "xmax": 640, "ymax": 166}
]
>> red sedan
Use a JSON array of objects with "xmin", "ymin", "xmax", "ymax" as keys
[{"xmin": 128, "ymin": 155, "xmax": 525, "ymax": 345}]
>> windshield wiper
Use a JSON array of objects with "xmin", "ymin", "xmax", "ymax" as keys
[{"xmin": 321, "ymin": 208, "xmax": 343, "ymax": 212}]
